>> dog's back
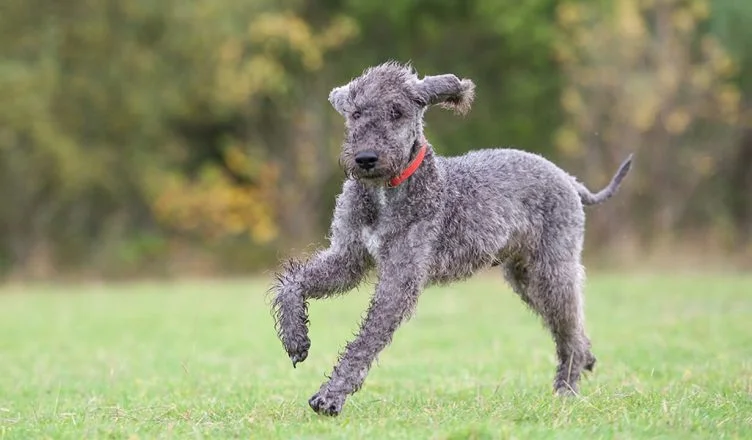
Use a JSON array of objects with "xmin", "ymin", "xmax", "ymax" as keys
[{"xmin": 428, "ymin": 148, "xmax": 585, "ymax": 284}]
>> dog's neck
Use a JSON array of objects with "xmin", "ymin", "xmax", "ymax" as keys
[
  {"xmin": 387, "ymin": 139, "xmax": 428, "ymax": 188},
  {"xmin": 366, "ymin": 139, "xmax": 438, "ymax": 208}
]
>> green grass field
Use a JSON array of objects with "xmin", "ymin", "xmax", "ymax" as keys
[{"xmin": 0, "ymin": 273, "xmax": 750, "ymax": 439}]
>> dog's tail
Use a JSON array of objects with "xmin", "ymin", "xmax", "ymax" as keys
[{"xmin": 575, "ymin": 154, "xmax": 633, "ymax": 206}]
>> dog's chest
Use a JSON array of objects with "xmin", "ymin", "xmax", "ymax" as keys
[
  {"xmin": 360, "ymin": 187, "xmax": 388, "ymax": 258},
  {"xmin": 360, "ymin": 226, "xmax": 381, "ymax": 258}
]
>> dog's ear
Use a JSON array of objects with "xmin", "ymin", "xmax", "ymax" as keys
[
  {"xmin": 328, "ymin": 84, "xmax": 350, "ymax": 115},
  {"xmin": 416, "ymin": 74, "xmax": 475, "ymax": 115}
]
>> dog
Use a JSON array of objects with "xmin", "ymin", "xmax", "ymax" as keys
[{"xmin": 271, "ymin": 61, "xmax": 632, "ymax": 416}]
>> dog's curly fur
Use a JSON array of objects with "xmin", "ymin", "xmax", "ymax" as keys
[{"xmin": 271, "ymin": 61, "xmax": 632, "ymax": 416}]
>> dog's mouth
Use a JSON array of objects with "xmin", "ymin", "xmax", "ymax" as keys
[
  {"xmin": 350, "ymin": 167, "xmax": 391, "ymax": 182},
  {"xmin": 354, "ymin": 173, "xmax": 389, "ymax": 185}
]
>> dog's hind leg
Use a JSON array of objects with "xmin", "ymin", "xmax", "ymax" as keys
[
  {"xmin": 523, "ymin": 254, "xmax": 596, "ymax": 395},
  {"xmin": 502, "ymin": 255, "xmax": 533, "ymax": 308}
]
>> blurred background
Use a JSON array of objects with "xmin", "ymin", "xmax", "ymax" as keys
[{"xmin": 1, "ymin": 0, "xmax": 750, "ymax": 282}]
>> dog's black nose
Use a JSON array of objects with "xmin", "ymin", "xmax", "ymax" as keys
[{"xmin": 354, "ymin": 151, "xmax": 379, "ymax": 170}]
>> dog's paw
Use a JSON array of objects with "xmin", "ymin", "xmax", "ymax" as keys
[
  {"xmin": 554, "ymin": 383, "xmax": 579, "ymax": 397},
  {"xmin": 584, "ymin": 352, "xmax": 597, "ymax": 372},
  {"xmin": 285, "ymin": 335, "xmax": 311, "ymax": 368},
  {"xmin": 308, "ymin": 390, "xmax": 345, "ymax": 416}
]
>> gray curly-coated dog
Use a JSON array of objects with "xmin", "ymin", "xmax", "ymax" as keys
[{"xmin": 271, "ymin": 61, "xmax": 632, "ymax": 416}]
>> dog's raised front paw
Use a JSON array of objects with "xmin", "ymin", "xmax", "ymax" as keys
[
  {"xmin": 308, "ymin": 389, "xmax": 345, "ymax": 416},
  {"xmin": 285, "ymin": 335, "xmax": 311, "ymax": 368}
]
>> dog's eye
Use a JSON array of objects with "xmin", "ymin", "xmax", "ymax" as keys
[
  {"xmin": 351, "ymin": 110, "xmax": 361, "ymax": 120},
  {"xmin": 390, "ymin": 106, "xmax": 403, "ymax": 120}
]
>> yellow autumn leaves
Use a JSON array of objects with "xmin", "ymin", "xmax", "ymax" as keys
[
  {"xmin": 150, "ymin": 11, "xmax": 358, "ymax": 245},
  {"xmin": 152, "ymin": 148, "xmax": 279, "ymax": 244},
  {"xmin": 214, "ymin": 13, "xmax": 358, "ymax": 108},
  {"xmin": 554, "ymin": 0, "xmax": 741, "ymax": 159}
]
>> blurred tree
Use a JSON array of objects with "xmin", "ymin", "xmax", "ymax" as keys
[
  {"xmin": 0, "ymin": 0, "xmax": 357, "ymax": 276},
  {"xmin": 709, "ymin": 0, "xmax": 752, "ymax": 244},
  {"xmin": 0, "ymin": 0, "xmax": 748, "ymax": 278},
  {"xmin": 554, "ymin": 0, "xmax": 742, "ymax": 251},
  {"xmin": 150, "ymin": 3, "xmax": 358, "ymax": 247}
]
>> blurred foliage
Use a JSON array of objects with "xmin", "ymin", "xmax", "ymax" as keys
[
  {"xmin": 0, "ymin": 0, "xmax": 749, "ymax": 279},
  {"xmin": 554, "ymin": 0, "xmax": 744, "ymax": 248}
]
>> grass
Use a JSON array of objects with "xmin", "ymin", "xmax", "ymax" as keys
[{"xmin": 0, "ymin": 272, "xmax": 750, "ymax": 439}]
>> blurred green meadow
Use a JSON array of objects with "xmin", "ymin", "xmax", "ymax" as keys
[{"xmin": 0, "ymin": 273, "xmax": 750, "ymax": 439}]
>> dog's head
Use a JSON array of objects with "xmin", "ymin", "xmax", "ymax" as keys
[{"xmin": 328, "ymin": 61, "xmax": 475, "ymax": 185}]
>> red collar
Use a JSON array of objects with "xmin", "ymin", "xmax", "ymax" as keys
[{"xmin": 387, "ymin": 143, "xmax": 428, "ymax": 187}]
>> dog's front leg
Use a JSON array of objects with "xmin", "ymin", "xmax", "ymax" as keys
[
  {"xmin": 272, "ymin": 241, "xmax": 371, "ymax": 367},
  {"xmin": 308, "ymin": 226, "xmax": 432, "ymax": 416}
]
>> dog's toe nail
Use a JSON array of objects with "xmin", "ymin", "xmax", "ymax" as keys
[{"xmin": 290, "ymin": 350, "xmax": 308, "ymax": 368}]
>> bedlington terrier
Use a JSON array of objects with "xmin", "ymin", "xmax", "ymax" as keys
[{"xmin": 271, "ymin": 61, "xmax": 632, "ymax": 416}]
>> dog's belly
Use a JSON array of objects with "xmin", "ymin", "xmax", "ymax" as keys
[
  {"xmin": 428, "ymin": 246, "xmax": 500, "ymax": 285},
  {"xmin": 360, "ymin": 225, "xmax": 500, "ymax": 283}
]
